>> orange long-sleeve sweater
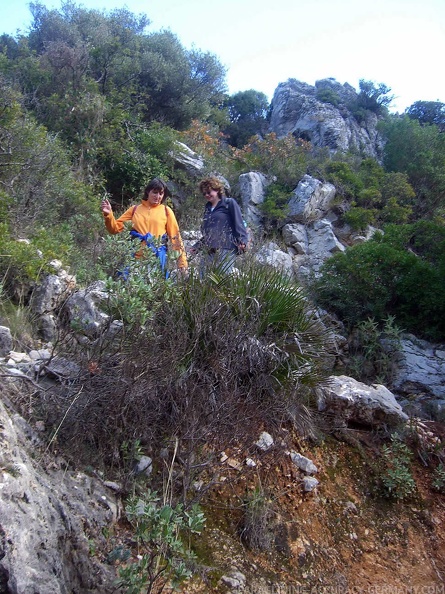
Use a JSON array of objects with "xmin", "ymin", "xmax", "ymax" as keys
[{"xmin": 103, "ymin": 201, "xmax": 188, "ymax": 269}]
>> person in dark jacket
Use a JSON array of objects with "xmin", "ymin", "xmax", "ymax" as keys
[{"xmin": 191, "ymin": 177, "xmax": 248, "ymax": 273}]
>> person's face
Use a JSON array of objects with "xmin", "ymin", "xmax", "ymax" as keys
[
  {"xmin": 146, "ymin": 188, "xmax": 164, "ymax": 206},
  {"xmin": 202, "ymin": 187, "xmax": 219, "ymax": 205}
]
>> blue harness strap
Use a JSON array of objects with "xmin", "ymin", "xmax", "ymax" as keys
[{"xmin": 129, "ymin": 229, "xmax": 169, "ymax": 277}]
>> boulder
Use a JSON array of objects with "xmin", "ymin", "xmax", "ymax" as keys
[
  {"xmin": 288, "ymin": 175, "xmax": 336, "ymax": 223},
  {"xmin": 239, "ymin": 171, "xmax": 274, "ymax": 227},
  {"xmin": 317, "ymin": 375, "xmax": 408, "ymax": 429},
  {"xmin": 389, "ymin": 335, "xmax": 445, "ymax": 399},
  {"xmin": 170, "ymin": 141, "xmax": 205, "ymax": 176},
  {"xmin": 0, "ymin": 326, "xmax": 12, "ymax": 357},
  {"xmin": 283, "ymin": 219, "xmax": 345, "ymax": 278},
  {"xmin": 255, "ymin": 242, "xmax": 294, "ymax": 274},
  {"xmin": 63, "ymin": 281, "xmax": 110, "ymax": 339}
]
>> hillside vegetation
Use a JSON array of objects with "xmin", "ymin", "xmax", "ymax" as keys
[{"xmin": 1, "ymin": 3, "xmax": 445, "ymax": 593}]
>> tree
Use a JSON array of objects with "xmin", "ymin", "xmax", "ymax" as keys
[
  {"xmin": 406, "ymin": 101, "xmax": 445, "ymax": 131},
  {"xmin": 357, "ymin": 79, "xmax": 394, "ymax": 111},
  {"xmin": 224, "ymin": 89, "xmax": 269, "ymax": 147},
  {"xmin": 381, "ymin": 115, "xmax": 445, "ymax": 217},
  {"xmin": 349, "ymin": 79, "xmax": 394, "ymax": 121}
]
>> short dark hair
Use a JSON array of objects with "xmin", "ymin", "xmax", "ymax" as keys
[{"xmin": 143, "ymin": 178, "xmax": 169, "ymax": 200}]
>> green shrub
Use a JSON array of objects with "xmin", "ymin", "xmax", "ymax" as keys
[
  {"xmin": 312, "ymin": 238, "xmax": 445, "ymax": 341},
  {"xmin": 117, "ymin": 490, "xmax": 205, "ymax": 593},
  {"xmin": 380, "ymin": 197, "xmax": 412, "ymax": 224},
  {"xmin": 325, "ymin": 161, "xmax": 363, "ymax": 199},
  {"xmin": 343, "ymin": 206, "xmax": 377, "ymax": 231},
  {"xmin": 316, "ymin": 88, "xmax": 340, "ymax": 107},
  {"xmin": 52, "ymin": 260, "xmax": 334, "ymax": 468},
  {"xmin": 0, "ymin": 223, "xmax": 70, "ymax": 301},
  {"xmin": 347, "ymin": 316, "xmax": 402, "ymax": 384},
  {"xmin": 379, "ymin": 437, "xmax": 416, "ymax": 501},
  {"xmin": 261, "ymin": 183, "xmax": 291, "ymax": 229},
  {"xmin": 432, "ymin": 464, "xmax": 445, "ymax": 493}
]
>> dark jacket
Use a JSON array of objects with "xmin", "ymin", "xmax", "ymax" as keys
[{"xmin": 195, "ymin": 197, "xmax": 248, "ymax": 253}]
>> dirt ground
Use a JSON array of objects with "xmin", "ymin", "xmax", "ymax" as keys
[{"xmin": 170, "ymin": 421, "xmax": 445, "ymax": 593}]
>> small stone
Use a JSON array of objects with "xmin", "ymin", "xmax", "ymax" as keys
[{"xmin": 255, "ymin": 431, "xmax": 274, "ymax": 451}]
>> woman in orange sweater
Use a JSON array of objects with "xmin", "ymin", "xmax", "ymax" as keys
[{"xmin": 101, "ymin": 178, "xmax": 188, "ymax": 272}]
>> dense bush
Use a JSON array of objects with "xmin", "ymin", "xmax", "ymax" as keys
[
  {"xmin": 312, "ymin": 224, "xmax": 445, "ymax": 341},
  {"xmin": 47, "ymin": 261, "xmax": 334, "ymax": 473}
]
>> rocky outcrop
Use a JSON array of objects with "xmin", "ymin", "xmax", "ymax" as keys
[
  {"xmin": 317, "ymin": 375, "xmax": 409, "ymax": 429},
  {"xmin": 0, "ymin": 396, "xmax": 118, "ymax": 593},
  {"xmin": 384, "ymin": 335, "xmax": 445, "ymax": 419},
  {"xmin": 0, "ymin": 327, "xmax": 12, "ymax": 357},
  {"xmin": 29, "ymin": 260, "xmax": 77, "ymax": 341},
  {"xmin": 288, "ymin": 175, "xmax": 336, "ymax": 223},
  {"xmin": 239, "ymin": 171, "xmax": 274, "ymax": 227},
  {"xmin": 268, "ymin": 78, "xmax": 384, "ymax": 160},
  {"xmin": 170, "ymin": 141, "xmax": 205, "ymax": 176},
  {"xmin": 282, "ymin": 219, "xmax": 346, "ymax": 278}
]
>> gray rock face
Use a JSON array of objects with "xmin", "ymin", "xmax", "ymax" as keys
[
  {"xmin": 317, "ymin": 375, "xmax": 409, "ymax": 428},
  {"xmin": 239, "ymin": 171, "xmax": 273, "ymax": 227},
  {"xmin": 170, "ymin": 141, "xmax": 204, "ymax": 176},
  {"xmin": 30, "ymin": 272, "xmax": 76, "ymax": 316},
  {"xmin": 0, "ymin": 398, "xmax": 117, "ymax": 593},
  {"xmin": 390, "ymin": 335, "xmax": 445, "ymax": 399},
  {"xmin": 269, "ymin": 79, "xmax": 384, "ymax": 160},
  {"xmin": 255, "ymin": 242, "xmax": 294, "ymax": 274},
  {"xmin": 282, "ymin": 219, "xmax": 345, "ymax": 277},
  {"xmin": 0, "ymin": 326, "xmax": 12, "ymax": 357},
  {"xmin": 64, "ymin": 281, "xmax": 110, "ymax": 339},
  {"xmin": 288, "ymin": 175, "xmax": 336, "ymax": 222}
]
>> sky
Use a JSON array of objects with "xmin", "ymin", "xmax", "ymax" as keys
[{"xmin": 1, "ymin": 0, "xmax": 444, "ymax": 113}]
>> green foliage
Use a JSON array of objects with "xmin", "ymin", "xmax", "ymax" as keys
[
  {"xmin": 0, "ymin": 222, "xmax": 70, "ymax": 301},
  {"xmin": 381, "ymin": 115, "xmax": 445, "ymax": 217},
  {"xmin": 380, "ymin": 197, "xmax": 412, "ymax": 224},
  {"xmin": 325, "ymin": 161, "xmax": 363, "ymax": 199},
  {"xmin": 406, "ymin": 100, "xmax": 445, "ymax": 131},
  {"xmin": 347, "ymin": 316, "xmax": 402, "ymax": 384},
  {"xmin": 323, "ymin": 158, "xmax": 416, "ymax": 228},
  {"xmin": 312, "ymin": 231, "xmax": 445, "ymax": 341},
  {"xmin": 316, "ymin": 87, "xmax": 340, "ymax": 107},
  {"xmin": 57, "ymin": 260, "xmax": 333, "ymax": 469},
  {"xmin": 224, "ymin": 89, "xmax": 269, "ymax": 148},
  {"xmin": 379, "ymin": 437, "xmax": 416, "ymax": 501},
  {"xmin": 117, "ymin": 490, "xmax": 205, "ymax": 593},
  {"xmin": 261, "ymin": 183, "xmax": 291, "ymax": 229},
  {"xmin": 102, "ymin": 236, "xmax": 180, "ymax": 329},
  {"xmin": 235, "ymin": 133, "xmax": 309, "ymax": 187},
  {"xmin": 432, "ymin": 464, "xmax": 445, "ymax": 493},
  {"xmin": 349, "ymin": 79, "xmax": 394, "ymax": 121},
  {"xmin": 343, "ymin": 206, "xmax": 377, "ymax": 231}
]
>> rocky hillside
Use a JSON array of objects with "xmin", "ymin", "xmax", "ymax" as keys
[{"xmin": 268, "ymin": 78, "xmax": 385, "ymax": 160}]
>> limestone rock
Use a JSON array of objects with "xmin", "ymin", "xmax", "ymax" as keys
[
  {"xmin": 317, "ymin": 375, "xmax": 408, "ymax": 428},
  {"xmin": 0, "ymin": 326, "xmax": 12, "ymax": 357},
  {"xmin": 0, "ymin": 398, "xmax": 117, "ymax": 593},
  {"xmin": 389, "ymin": 335, "xmax": 445, "ymax": 399},
  {"xmin": 269, "ymin": 79, "xmax": 384, "ymax": 160},
  {"xmin": 288, "ymin": 175, "xmax": 336, "ymax": 223}
]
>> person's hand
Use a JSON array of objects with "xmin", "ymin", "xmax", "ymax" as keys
[{"xmin": 101, "ymin": 199, "xmax": 112, "ymax": 215}]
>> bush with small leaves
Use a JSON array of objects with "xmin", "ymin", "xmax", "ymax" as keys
[
  {"xmin": 379, "ymin": 437, "xmax": 416, "ymax": 501},
  {"xmin": 432, "ymin": 464, "xmax": 445, "ymax": 494},
  {"xmin": 116, "ymin": 490, "xmax": 205, "ymax": 594}
]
